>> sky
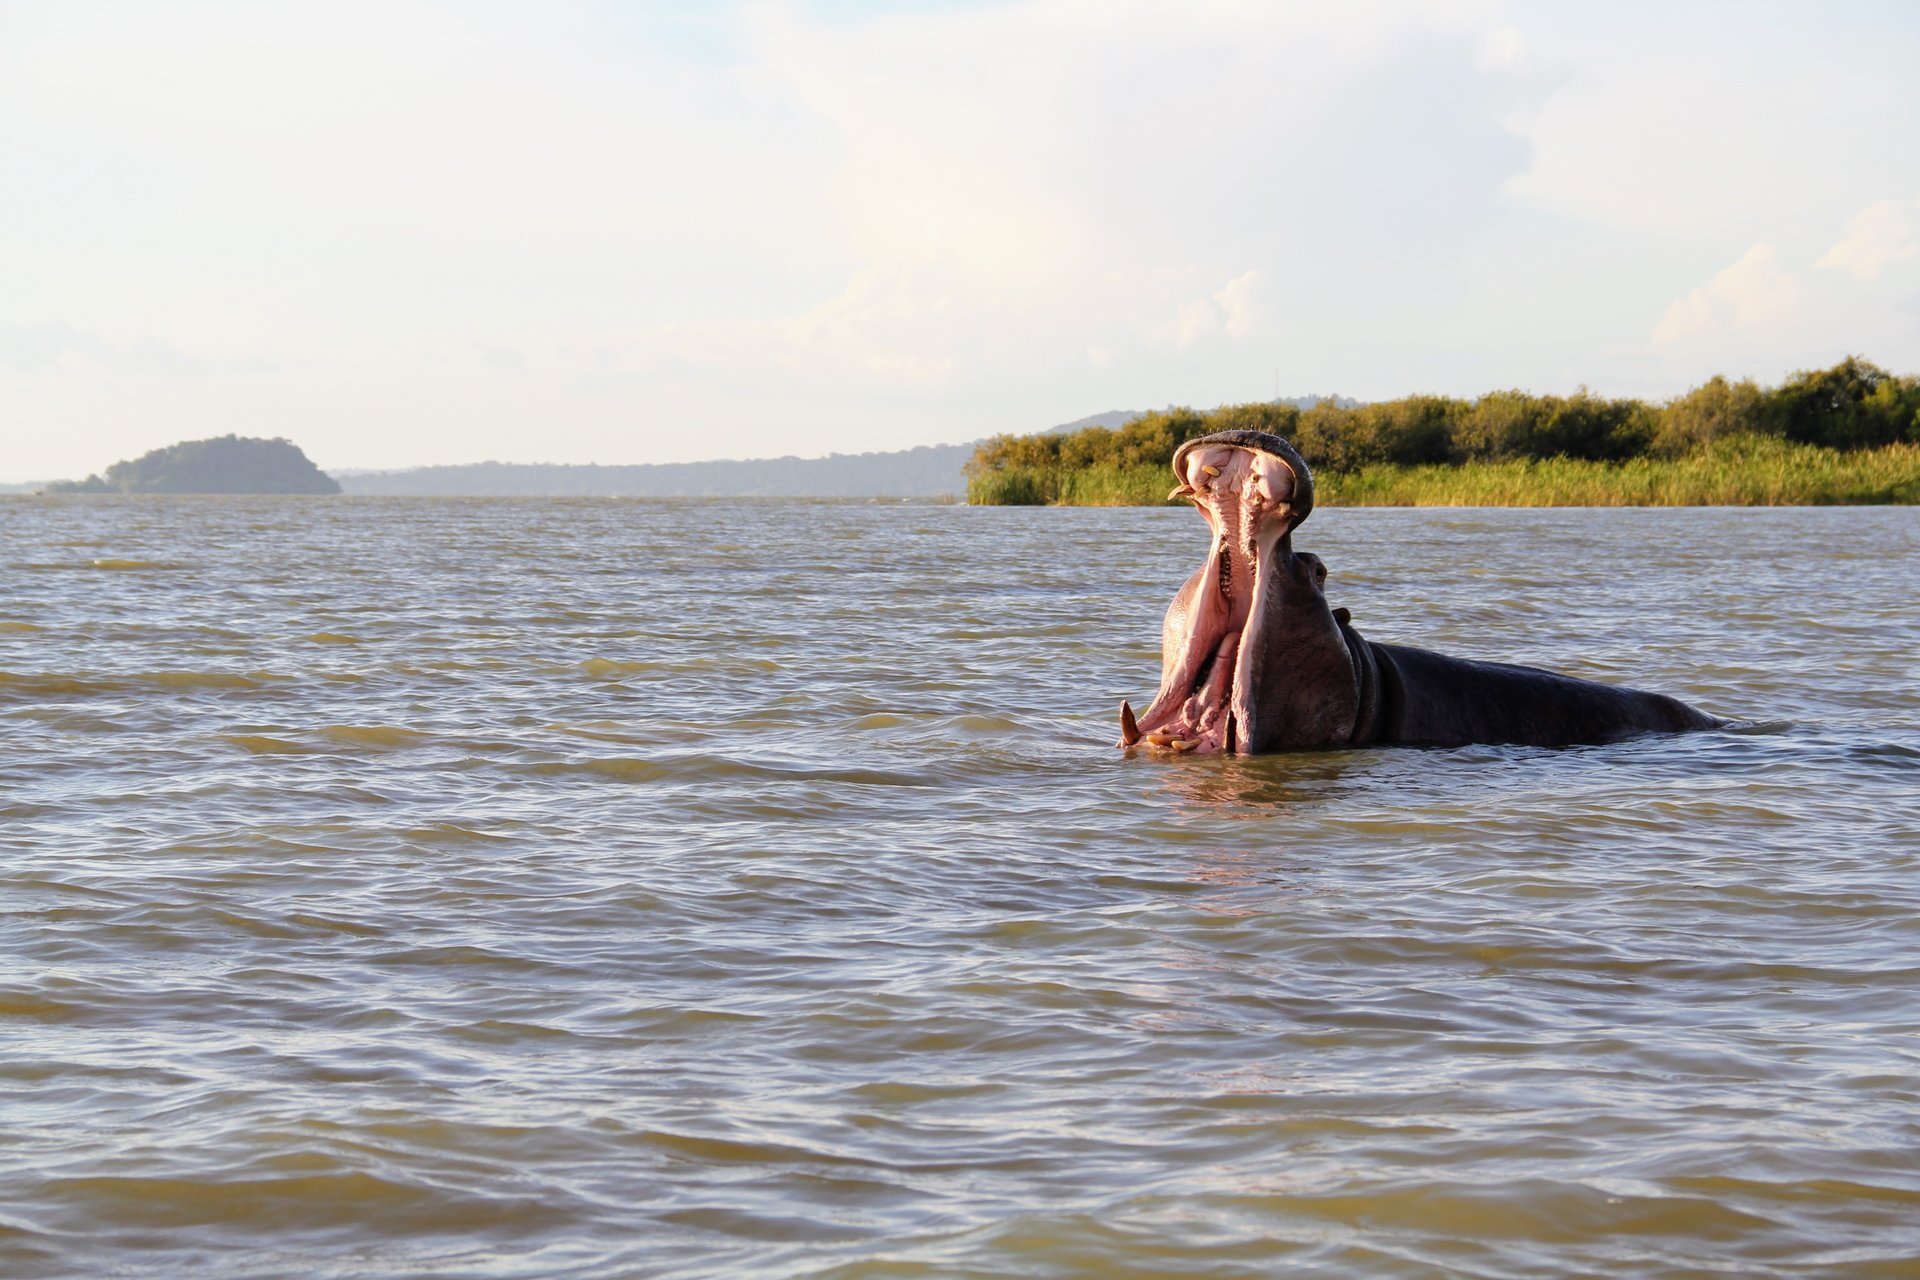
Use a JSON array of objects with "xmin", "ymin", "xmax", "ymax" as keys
[{"xmin": 3, "ymin": 0, "xmax": 1917, "ymax": 481}]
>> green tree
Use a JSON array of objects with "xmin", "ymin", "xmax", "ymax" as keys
[
  {"xmin": 1653, "ymin": 375, "xmax": 1778, "ymax": 456},
  {"xmin": 1775, "ymin": 356, "xmax": 1899, "ymax": 449}
]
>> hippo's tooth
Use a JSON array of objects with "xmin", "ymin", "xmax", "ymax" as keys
[
  {"xmin": 1200, "ymin": 464, "xmax": 1221, "ymax": 476},
  {"xmin": 1119, "ymin": 700, "xmax": 1141, "ymax": 746},
  {"xmin": 1167, "ymin": 483, "xmax": 1195, "ymax": 501},
  {"xmin": 1145, "ymin": 732, "xmax": 1198, "ymax": 749}
]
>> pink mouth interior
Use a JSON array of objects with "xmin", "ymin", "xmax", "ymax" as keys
[{"xmin": 1124, "ymin": 445, "xmax": 1296, "ymax": 755}]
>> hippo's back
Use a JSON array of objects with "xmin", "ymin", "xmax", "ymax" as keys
[{"xmin": 1370, "ymin": 642, "xmax": 1720, "ymax": 748}]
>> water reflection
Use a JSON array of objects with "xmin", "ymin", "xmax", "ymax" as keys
[{"xmin": 1134, "ymin": 747, "xmax": 1374, "ymax": 813}]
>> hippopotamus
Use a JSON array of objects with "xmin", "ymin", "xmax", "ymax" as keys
[{"xmin": 1119, "ymin": 430, "xmax": 1722, "ymax": 753}]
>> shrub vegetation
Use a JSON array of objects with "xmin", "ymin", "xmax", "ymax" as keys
[{"xmin": 966, "ymin": 356, "xmax": 1920, "ymax": 506}]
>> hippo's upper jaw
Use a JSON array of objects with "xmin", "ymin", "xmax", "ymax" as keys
[{"xmin": 1119, "ymin": 431, "xmax": 1314, "ymax": 755}]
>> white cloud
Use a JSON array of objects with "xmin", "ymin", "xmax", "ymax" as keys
[
  {"xmin": 1476, "ymin": 24, "xmax": 1526, "ymax": 72},
  {"xmin": 1817, "ymin": 199, "xmax": 1919, "ymax": 280},
  {"xmin": 1653, "ymin": 243, "xmax": 1799, "ymax": 345},
  {"xmin": 1713, "ymin": 244, "xmax": 1800, "ymax": 329},
  {"xmin": 1215, "ymin": 272, "xmax": 1261, "ymax": 339},
  {"xmin": 1170, "ymin": 272, "xmax": 1262, "ymax": 346},
  {"xmin": 1505, "ymin": 15, "xmax": 1916, "ymax": 240},
  {"xmin": 1651, "ymin": 291, "xmax": 1714, "ymax": 346}
]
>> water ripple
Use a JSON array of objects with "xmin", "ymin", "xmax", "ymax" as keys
[{"xmin": 2, "ymin": 498, "xmax": 1918, "ymax": 1277}]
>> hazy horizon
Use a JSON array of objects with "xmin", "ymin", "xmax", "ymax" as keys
[
  {"xmin": 8, "ymin": 407, "xmax": 1142, "ymax": 487},
  {"xmin": 5, "ymin": 1, "xmax": 1918, "ymax": 484}
]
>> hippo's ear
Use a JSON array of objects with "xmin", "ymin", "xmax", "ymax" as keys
[{"xmin": 1332, "ymin": 607, "xmax": 1351, "ymax": 625}]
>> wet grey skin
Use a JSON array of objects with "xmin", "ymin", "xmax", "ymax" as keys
[{"xmin": 1121, "ymin": 431, "xmax": 1724, "ymax": 754}]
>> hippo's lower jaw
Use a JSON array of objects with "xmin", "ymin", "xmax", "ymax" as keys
[
  {"xmin": 1117, "ymin": 558, "xmax": 1242, "ymax": 754},
  {"xmin": 1121, "ymin": 433, "xmax": 1310, "ymax": 756}
]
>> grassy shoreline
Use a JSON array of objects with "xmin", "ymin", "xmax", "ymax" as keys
[{"xmin": 967, "ymin": 437, "xmax": 1920, "ymax": 507}]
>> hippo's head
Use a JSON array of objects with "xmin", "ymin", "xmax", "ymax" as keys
[{"xmin": 1119, "ymin": 430, "xmax": 1360, "ymax": 755}]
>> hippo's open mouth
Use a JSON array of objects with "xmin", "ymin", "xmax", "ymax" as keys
[{"xmin": 1120, "ymin": 431, "xmax": 1313, "ymax": 755}]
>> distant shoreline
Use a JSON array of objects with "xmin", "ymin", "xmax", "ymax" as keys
[
  {"xmin": 966, "ymin": 358, "xmax": 1920, "ymax": 507},
  {"xmin": 967, "ymin": 438, "xmax": 1920, "ymax": 507},
  {"xmin": 15, "ymin": 443, "xmax": 1919, "ymax": 506}
]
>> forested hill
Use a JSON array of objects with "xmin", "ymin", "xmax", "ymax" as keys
[
  {"xmin": 338, "ymin": 441, "xmax": 980, "ymax": 498},
  {"xmin": 1041, "ymin": 399, "xmax": 1353, "ymax": 438},
  {"xmin": 45, "ymin": 435, "xmax": 340, "ymax": 495},
  {"xmin": 336, "ymin": 404, "xmax": 1357, "ymax": 497},
  {"xmin": 333, "ymin": 412, "xmax": 1124, "ymax": 496}
]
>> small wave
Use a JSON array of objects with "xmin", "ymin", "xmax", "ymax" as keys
[
  {"xmin": 577, "ymin": 657, "xmax": 667, "ymax": 678},
  {"xmin": 0, "ymin": 620, "xmax": 44, "ymax": 633},
  {"xmin": 153, "ymin": 671, "xmax": 268, "ymax": 690},
  {"xmin": 543, "ymin": 721, "xmax": 662, "ymax": 746},
  {"xmin": 528, "ymin": 755, "xmax": 929, "ymax": 787},
  {"xmin": 843, "ymin": 1079, "xmax": 1002, "ymax": 1105},
  {"xmin": 538, "ymin": 755, "xmax": 671, "ymax": 782},
  {"xmin": 1241, "ymin": 1178, "xmax": 1779, "ymax": 1239},
  {"xmin": 88, "ymin": 558, "xmax": 181, "ymax": 571},
  {"xmin": 40, "ymin": 1171, "xmax": 570, "ymax": 1233},
  {"xmin": 388, "ymin": 823, "xmax": 514, "ymax": 844},
  {"xmin": 445, "ymin": 1019, "xmax": 587, "ymax": 1045},
  {"xmin": 0, "ymin": 670, "xmax": 109, "ymax": 696},
  {"xmin": 279, "ymin": 912, "xmax": 386, "ymax": 936},
  {"xmin": 0, "ymin": 669, "xmax": 268, "ymax": 698},
  {"xmin": 319, "ymin": 725, "xmax": 431, "ymax": 748},
  {"xmin": 574, "ymin": 655, "xmax": 782, "ymax": 678},
  {"xmin": 1665, "ymin": 1174, "xmax": 1920, "ymax": 1208},
  {"xmin": 847, "ymin": 712, "xmax": 916, "ymax": 730},
  {"xmin": 658, "ymin": 1204, "xmax": 878, "ymax": 1243},
  {"xmin": 305, "ymin": 632, "xmax": 361, "ymax": 645},
  {"xmin": 951, "ymin": 714, "xmax": 1027, "ymax": 734},
  {"xmin": 1849, "ymin": 739, "xmax": 1920, "ymax": 764},
  {"xmin": 639, "ymin": 1127, "xmax": 880, "ymax": 1169},
  {"xmin": 218, "ymin": 734, "xmax": 318, "ymax": 755},
  {"xmin": 0, "ymin": 991, "xmax": 82, "ymax": 1020}
]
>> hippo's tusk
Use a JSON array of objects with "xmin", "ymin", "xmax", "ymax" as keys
[
  {"xmin": 1200, "ymin": 464, "xmax": 1221, "ymax": 476},
  {"xmin": 1119, "ymin": 700, "xmax": 1141, "ymax": 746},
  {"xmin": 1167, "ymin": 483, "xmax": 1195, "ymax": 501}
]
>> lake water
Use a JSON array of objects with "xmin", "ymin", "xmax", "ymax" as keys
[{"xmin": 3, "ymin": 497, "xmax": 1918, "ymax": 1278}]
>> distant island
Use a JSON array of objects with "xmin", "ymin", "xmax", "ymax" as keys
[
  {"xmin": 966, "ymin": 357, "xmax": 1920, "ymax": 506},
  {"xmin": 46, "ymin": 435, "xmax": 340, "ymax": 495}
]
